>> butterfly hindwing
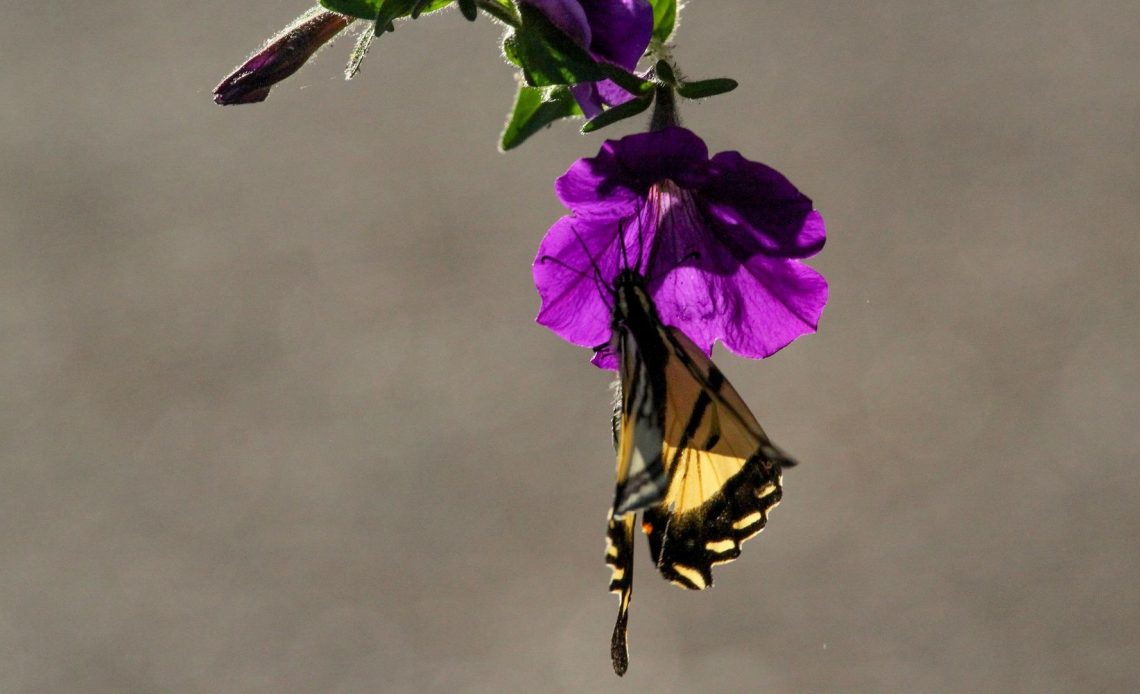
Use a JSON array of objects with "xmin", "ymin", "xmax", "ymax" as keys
[
  {"xmin": 641, "ymin": 326, "xmax": 795, "ymax": 590},
  {"xmin": 605, "ymin": 511, "xmax": 635, "ymax": 676}
]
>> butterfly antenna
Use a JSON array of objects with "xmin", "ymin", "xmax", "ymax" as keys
[
  {"xmin": 537, "ymin": 253, "xmax": 596, "ymax": 282},
  {"xmin": 567, "ymin": 224, "xmax": 613, "ymax": 312}
]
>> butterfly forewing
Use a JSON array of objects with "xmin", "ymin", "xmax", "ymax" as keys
[{"xmin": 611, "ymin": 289, "xmax": 669, "ymax": 517}]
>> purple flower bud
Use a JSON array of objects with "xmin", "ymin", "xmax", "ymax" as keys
[
  {"xmin": 214, "ymin": 8, "xmax": 351, "ymax": 106},
  {"xmin": 519, "ymin": 0, "xmax": 653, "ymax": 117}
]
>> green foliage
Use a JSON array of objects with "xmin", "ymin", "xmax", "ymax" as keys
[
  {"xmin": 601, "ymin": 63, "xmax": 653, "ymax": 97},
  {"xmin": 313, "ymin": 0, "xmax": 725, "ymax": 150},
  {"xmin": 582, "ymin": 92, "xmax": 654, "ymax": 133},
  {"xmin": 676, "ymin": 77, "xmax": 738, "ymax": 100},
  {"xmin": 653, "ymin": 59, "xmax": 738, "ymax": 101},
  {"xmin": 506, "ymin": 5, "xmax": 609, "ymax": 87},
  {"xmin": 501, "ymin": 86, "xmax": 583, "ymax": 150},
  {"xmin": 374, "ymin": 0, "xmax": 418, "ymax": 33},
  {"xmin": 503, "ymin": 4, "xmax": 651, "ymax": 100},
  {"xmin": 344, "ymin": 27, "xmax": 376, "ymax": 79},
  {"xmin": 318, "ymin": 0, "xmax": 376, "ymax": 19},
  {"xmin": 653, "ymin": 58, "xmax": 677, "ymax": 86},
  {"xmin": 318, "ymin": 0, "xmax": 451, "ymax": 22},
  {"xmin": 456, "ymin": 0, "xmax": 477, "ymax": 21},
  {"xmin": 648, "ymin": 0, "xmax": 676, "ymax": 43}
]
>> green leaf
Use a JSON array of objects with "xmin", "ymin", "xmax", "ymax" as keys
[
  {"xmin": 503, "ymin": 5, "xmax": 648, "ymax": 93},
  {"xmin": 600, "ymin": 63, "xmax": 653, "ymax": 96},
  {"xmin": 344, "ymin": 26, "xmax": 376, "ymax": 79},
  {"xmin": 676, "ymin": 77, "xmax": 738, "ymax": 100},
  {"xmin": 509, "ymin": 4, "xmax": 606, "ymax": 86},
  {"xmin": 582, "ymin": 93, "xmax": 654, "ymax": 133},
  {"xmin": 320, "ymin": 0, "xmax": 379, "ymax": 19},
  {"xmin": 653, "ymin": 59, "xmax": 677, "ymax": 86},
  {"xmin": 475, "ymin": 0, "xmax": 520, "ymax": 27},
  {"xmin": 502, "ymin": 33, "xmax": 522, "ymax": 67},
  {"xmin": 319, "ymin": 0, "xmax": 451, "ymax": 21},
  {"xmin": 501, "ymin": 85, "xmax": 583, "ymax": 150},
  {"xmin": 374, "ymin": 0, "xmax": 417, "ymax": 34},
  {"xmin": 457, "ymin": 0, "xmax": 477, "ymax": 21},
  {"xmin": 648, "ymin": 0, "xmax": 676, "ymax": 43}
]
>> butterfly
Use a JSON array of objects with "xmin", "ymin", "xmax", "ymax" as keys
[{"xmin": 603, "ymin": 267, "xmax": 796, "ymax": 676}]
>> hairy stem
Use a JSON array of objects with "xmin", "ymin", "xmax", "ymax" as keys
[{"xmin": 649, "ymin": 84, "xmax": 679, "ymax": 130}]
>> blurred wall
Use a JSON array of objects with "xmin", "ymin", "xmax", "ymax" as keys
[{"xmin": 1, "ymin": 1, "xmax": 1137, "ymax": 691}]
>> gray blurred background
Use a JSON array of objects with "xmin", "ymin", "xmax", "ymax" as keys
[{"xmin": 1, "ymin": 1, "xmax": 1137, "ymax": 691}]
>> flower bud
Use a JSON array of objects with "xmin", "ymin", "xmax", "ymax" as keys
[{"xmin": 214, "ymin": 8, "xmax": 351, "ymax": 106}]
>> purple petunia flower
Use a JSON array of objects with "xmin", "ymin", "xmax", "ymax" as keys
[
  {"xmin": 214, "ymin": 8, "xmax": 351, "ymax": 106},
  {"xmin": 533, "ymin": 126, "xmax": 828, "ymax": 369},
  {"xmin": 518, "ymin": 0, "xmax": 653, "ymax": 117}
]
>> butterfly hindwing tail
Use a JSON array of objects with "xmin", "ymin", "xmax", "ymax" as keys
[{"xmin": 605, "ymin": 511, "xmax": 636, "ymax": 676}]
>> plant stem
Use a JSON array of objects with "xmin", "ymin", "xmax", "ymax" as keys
[{"xmin": 649, "ymin": 84, "xmax": 679, "ymax": 131}]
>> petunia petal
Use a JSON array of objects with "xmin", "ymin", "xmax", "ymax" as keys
[
  {"xmin": 555, "ymin": 140, "xmax": 645, "ymax": 217},
  {"xmin": 517, "ymin": 0, "xmax": 591, "ymax": 46},
  {"xmin": 647, "ymin": 252, "xmax": 827, "ymax": 361},
  {"xmin": 700, "ymin": 151, "xmax": 825, "ymax": 258},
  {"xmin": 570, "ymin": 82, "xmax": 606, "ymax": 119},
  {"xmin": 533, "ymin": 215, "xmax": 624, "ymax": 351},
  {"xmin": 590, "ymin": 344, "xmax": 620, "ymax": 370},
  {"xmin": 721, "ymin": 254, "xmax": 828, "ymax": 358},
  {"xmin": 640, "ymin": 181, "xmax": 826, "ymax": 360},
  {"xmin": 595, "ymin": 78, "xmax": 638, "ymax": 107},
  {"xmin": 572, "ymin": 78, "xmax": 639, "ymax": 119},
  {"xmin": 577, "ymin": 0, "xmax": 653, "ymax": 70},
  {"xmin": 555, "ymin": 129, "xmax": 713, "ymax": 216},
  {"xmin": 611, "ymin": 128, "xmax": 712, "ymax": 189}
]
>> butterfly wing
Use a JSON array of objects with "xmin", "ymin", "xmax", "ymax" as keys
[
  {"xmin": 604, "ymin": 510, "xmax": 635, "ymax": 676},
  {"xmin": 606, "ymin": 293, "xmax": 677, "ymax": 676},
  {"xmin": 604, "ymin": 275, "xmax": 796, "ymax": 675},
  {"xmin": 641, "ymin": 326, "xmax": 796, "ymax": 590},
  {"xmin": 611, "ymin": 320, "xmax": 669, "ymax": 517}
]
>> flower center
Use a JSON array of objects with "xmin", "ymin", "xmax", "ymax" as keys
[{"xmin": 645, "ymin": 179, "xmax": 705, "ymax": 272}]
